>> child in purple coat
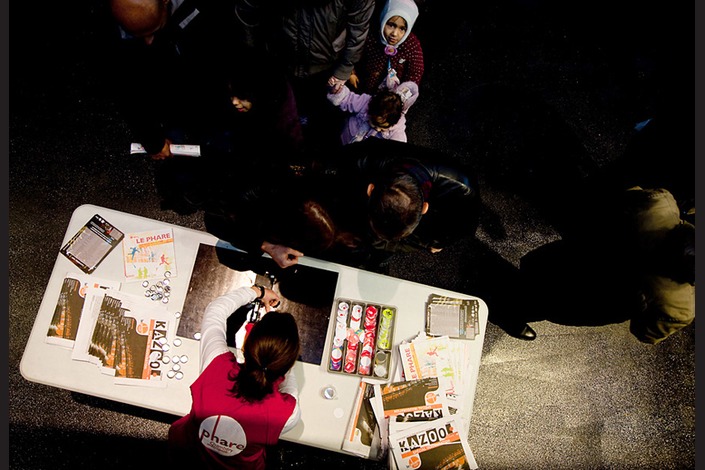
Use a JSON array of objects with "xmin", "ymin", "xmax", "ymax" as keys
[{"xmin": 327, "ymin": 81, "xmax": 419, "ymax": 144}]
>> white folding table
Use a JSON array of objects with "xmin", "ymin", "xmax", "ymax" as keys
[{"xmin": 20, "ymin": 204, "xmax": 488, "ymax": 456}]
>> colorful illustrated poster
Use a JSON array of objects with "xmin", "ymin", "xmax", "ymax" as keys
[
  {"xmin": 122, "ymin": 228, "xmax": 177, "ymax": 281},
  {"xmin": 45, "ymin": 272, "xmax": 121, "ymax": 348},
  {"xmin": 399, "ymin": 335, "xmax": 455, "ymax": 382},
  {"xmin": 398, "ymin": 332, "xmax": 475, "ymax": 434},
  {"xmin": 398, "ymin": 334, "xmax": 459, "ymax": 406}
]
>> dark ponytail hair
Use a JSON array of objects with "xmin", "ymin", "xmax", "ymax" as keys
[{"xmin": 230, "ymin": 312, "xmax": 300, "ymax": 402}]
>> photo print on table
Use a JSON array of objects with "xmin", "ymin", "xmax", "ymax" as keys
[{"xmin": 179, "ymin": 243, "xmax": 339, "ymax": 365}]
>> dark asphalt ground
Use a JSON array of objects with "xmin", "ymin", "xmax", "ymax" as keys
[{"xmin": 10, "ymin": 1, "xmax": 696, "ymax": 469}]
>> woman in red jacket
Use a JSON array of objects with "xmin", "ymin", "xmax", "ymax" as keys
[{"xmin": 169, "ymin": 285, "xmax": 300, "ymax": 469}]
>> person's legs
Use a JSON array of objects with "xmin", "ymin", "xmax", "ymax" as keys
[
  {"xmin": 289, "ymin": 72, "xmax": 346, "ymax": 152},
  {"xmin": 152, "ymin": 127, "xmax": 210, "ymax": 214},
  {"xmin": 154, "ymin": 156, "xmax": 205, "ymax": 214},
  {"xmin": 460, "ymin": 239, "xmax": 537, "ymax": 340}
]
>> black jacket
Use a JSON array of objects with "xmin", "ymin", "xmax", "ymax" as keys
[
  {"xmin": 108, "ymin": 0, "xmax": 241, "ymax": 154},
  {"xmin": 236, "ymin": 0, "xmax": 376, "ymax": 80},
  {"xmin": 204, "ymin": 139, "xmax": 481, "ymax": 270},
  {"xmin": 319, "ymin": 139, "xmax": 482, "ymax": 254}
]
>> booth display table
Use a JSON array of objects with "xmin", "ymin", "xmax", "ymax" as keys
[{"xmin": 21, "ymin": 204, "xmax": 488, "ymax": 456}]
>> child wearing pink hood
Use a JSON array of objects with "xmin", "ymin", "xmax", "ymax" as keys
[{"xmin": 349, "ymin": 0, "xmax": 425, "ymax": 94}]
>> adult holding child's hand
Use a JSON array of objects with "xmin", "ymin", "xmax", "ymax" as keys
[{"xmin": 328, "ymin": 76, "xmax": 347, "ymax": 94}]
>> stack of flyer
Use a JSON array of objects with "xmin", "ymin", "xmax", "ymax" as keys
[
  {"xmin": 341, "ymin": 352, "xmax": 479, "ymax": 468},
  {"xmin": 340, "ymin": 330, "xmax": 479, "ymax": 468},
  {"xmin": 70, "ymin": 288, "xmax": 175, "ymax": 386},
  {"xmin": 388, "ymin": 415, "xmax": 477, "ymax": 470},
  {"xmin": 45, "ymin": 272, "xmax": 175, "ymax": 387},
  {"xmin": 46, "ymin": 272, "xmax": 121, "ymax": 348},
  {"xmin": 397, "ymin": 331, "xmax": 477, "ymax": 434},
  {"xmin": 376, "ymin": 374, "xmax": 478, "ymax": 469}
]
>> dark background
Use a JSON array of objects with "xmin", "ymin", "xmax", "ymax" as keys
[{"xmin": 10, "ymin": 1, "xmax": 695, "ymax": 469}]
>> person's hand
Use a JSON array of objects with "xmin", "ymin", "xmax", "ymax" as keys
[
  {"xmin": 261, "ymin": 241, "xmax": 303, "ymax": 268},
  {"xmin": 251, "ymin": 285, "xmax": 281, "ymax": 311},
  {"xmin": 150, "ymin": 138, "xmax": 173, "ymax": 160},
  {"xmin": 429, "ymin": 247, "xmax": 443, "ymax": 254},
  {"xmin": 327, "ymin": 76, "xmax": 346, "ymax": 94},
  {"xmin": 384, "ymin": 70, "xmax": 400, "ymax": 90},
  {"xmin": 347, "ymin": 71, "xmax": 359, "ymax": 90}
]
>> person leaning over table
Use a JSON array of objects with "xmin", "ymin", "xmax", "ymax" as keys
[
  {"xmin": 204, "ymin": 139, "xmax": 538, "ymax": 341},
  {"xmin": 210, "ymin": 139, "xmax": 482, "ymax": 270},
  {"xmin": 168, "ymin": 285, "xmax": 301, "ymax": 470},
  {"xmin": 202, "ymin": 158, "xmax": 367, "ymax": 273},
  {"xmin": 320, "ymin": 139, "xmax": 539, "ymax": 341}
]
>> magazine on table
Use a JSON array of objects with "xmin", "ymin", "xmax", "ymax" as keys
[
  {"xmin": 45, "ymin": 272, "xmax": 121, "ymax": 348},
  {"xmin": 376, "ymin": 376, "xmax": 451, "ymax": 426},
  {"xmin": 389, "ymin": 416, "xmax": 478, "ymax": 470},
  {"xmin": 342, "ymin": 379, "xmax": 384, "ymax": 459},
  {"xmin": 399, "ymin": 331, "xmax": 478, "ymax": 433},
  {"xmin": 399, "ymin": 334, "xmax": 455, "ymax": 382},
  {"xmin": 71, "ymin": 288, "xmax": 174, "ymax": 387},
  {"xmin": 370, "ymin": 376, "xmax": 451, "ymax": 466},
  {"xmin": 122, "ymin": 228, "xmax": 177, "ymax": 281},
  {"xmin": 425, "ymin": 294, "xmax": 480, "ymax": 340},
  {"xmin": 60, "ymin": 214, "xmax": 124, "ymax": 274},
  {"xmin": 398, "ymin": 334, "xmax": 459, "ymax": 406}
]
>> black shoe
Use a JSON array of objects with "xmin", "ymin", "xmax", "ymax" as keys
[{"xmin": 503, "ymin": 323, "xmax": 537, "ymax": 341}]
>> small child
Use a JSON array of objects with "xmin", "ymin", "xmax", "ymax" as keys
[
  {"xmin": 348, "ymin": 0, "xmax": 424, "ymax": 94},
  {"xmin": 327, "ymin": 81, "xmax": 418, "ymax": 145}
]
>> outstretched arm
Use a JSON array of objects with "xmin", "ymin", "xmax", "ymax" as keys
[
  {"xmin": 327, "ymin": 85, "xmax": 372, "ymax": 113},
  {"xmin": 199, "ymin": 286, "xmax": 280, "ymax": 371},
  {"xmin": 261, "ymin": 241, "xmax": 304, "ymax": 268},
  {"xmin": 330, "ymin": 0, "xmax": 376, "ymax": 83}
]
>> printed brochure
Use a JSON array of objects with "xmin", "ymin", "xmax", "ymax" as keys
[
  {"xmin": 122, "ymin": 228, "xmax": 177, "ymax": 281},
  {"xmin": 389, "ymin": 416, "xmax": 478, "ymax": 469},
  {"xmin": 46, "ymin": 272, "xmax": 121, "ymax": 348},
  {"xmin": 71, "ymin": 288, "xmax": 174, "ymax": 387}
]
